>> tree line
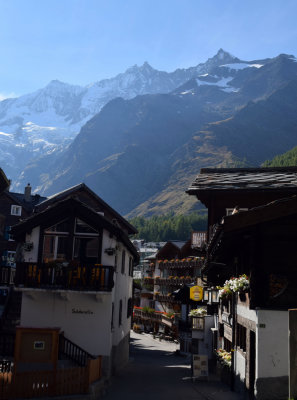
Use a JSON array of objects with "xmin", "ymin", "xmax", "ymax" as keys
[
  {"xmin": 129, "ymin": 212, "xmax": 207, "ymax": 242},
  {"xmin": 263, "ymin": 146, "xmax": 297, "ymax": 167}
]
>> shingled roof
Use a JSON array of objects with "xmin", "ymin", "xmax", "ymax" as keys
[{"xmin": 187, "ymin": 167, "xmax": 297, "ymax": 194}]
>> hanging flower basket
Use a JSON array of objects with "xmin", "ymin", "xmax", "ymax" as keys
[{"xmin": 217, "ymin": 274, "xmax": 249, "ymax": 299}]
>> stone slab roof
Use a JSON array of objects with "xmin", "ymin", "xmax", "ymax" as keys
[{"xmin": 187, "ymin": 167, "xmax": 297, "ymax": 193}]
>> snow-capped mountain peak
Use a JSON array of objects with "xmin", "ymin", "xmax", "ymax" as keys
[{"xmin": 0, "ymin": 49, "xmax": 280, "ymax": 189}]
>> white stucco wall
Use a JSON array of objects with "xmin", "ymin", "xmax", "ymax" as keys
[
  {"xmin": 234, "ymin": 350, "xmax": 246, "ymax": 383},
  {"xmin": 110, "ymin": 236, "xmax": 133, "ymax": 347},
  {"xmin": 236, "ymin": 304, "xmax": 257, "ymax": 322},
  {"xmin": 24, "ymin": 227, "xmax": 40, "ymax": 263},
  {"xmin": 21, "ymin": 290, "xmax": 112, "ymax": 356},
  {"xmin": 20, "ymin": 225, "xmax": 135, "ymax": 362},
  {"xmin": 198, "ymin": 315, "xmax": 215, "ymax": 359},
  {"xmin": 256, "ymin": 310, "xmax": 288, "ymax": 379}
]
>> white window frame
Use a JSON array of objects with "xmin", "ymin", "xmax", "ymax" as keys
[
  {"xmin": 11, "ymin": 205, "xmax": 22, "ymax": 216},
  {"xmin": 7, "ymin": 226, "xmax": 14, "ymax": 241}
]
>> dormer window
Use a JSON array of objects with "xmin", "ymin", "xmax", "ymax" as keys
[{"xmin": 11, "ymin": 205, "xmax": 22, "ymax": 216}]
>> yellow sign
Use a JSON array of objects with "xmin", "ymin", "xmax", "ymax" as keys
[{"xmin": 190, "ymin": 286, "xmax": 203, "ymax": 301}]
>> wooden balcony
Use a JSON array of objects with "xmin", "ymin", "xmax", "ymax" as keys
[
  {"xmin": 133, "ymin": 308, "xmax": 173, "ymax": 328},
  {"xmin": 158, "ymin": 259, "xmax": 203, "ymax": 270},
  {"xmin": 14, "ymin": 262, "xmax": 114, "ymax": 292},
  {"xmin": 133, "ymin": 308, "xmax": 162, "ymax": 322},
  {"xmin": 154, "ymin": 277, "xmax": 193, "ymax": 286},
  {"xmin": 143, "ymin": 277, "xmax": 154, "ymax": 285},
  {"xmin": 154, "ymin": 293, "xmax": 181, "ymax": 304}
]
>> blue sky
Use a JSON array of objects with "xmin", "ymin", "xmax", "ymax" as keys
[{"xmin": 1, "ymin": 0, "xmax": 297, "ymax": 98}]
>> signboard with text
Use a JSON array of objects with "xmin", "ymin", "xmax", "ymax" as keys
[
  {"xmin": 190, "ymin": 286, "xmax": 203, "ymax": 301},
  {"xmin": 193, "ymin": 354, "xmax": 208, "ymax": 378},
  {"xmin": 191, "ymin": 231, "xmax": 207, "ymax": 248}
]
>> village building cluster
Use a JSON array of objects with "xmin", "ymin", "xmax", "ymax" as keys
[
  {"xmin": 133, "ymin": 166, "xmax": 297, "ymax": 400},
  {"xmin": 0, "ymin": 166, "xmax": 297, "ymax": 399}
]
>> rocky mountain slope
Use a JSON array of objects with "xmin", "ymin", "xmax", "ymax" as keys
[
  {"xmin": 1, "ymin": 49, "xmax": 239, "ymax": 186},
  {"xmin": 2, "ymin": 50, "xmax": 297, "ymax": 217}
]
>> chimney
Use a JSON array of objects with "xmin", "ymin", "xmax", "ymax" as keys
[{"xmin": 24, "ymin": 183, "xmax": 31, "ymax": 202}]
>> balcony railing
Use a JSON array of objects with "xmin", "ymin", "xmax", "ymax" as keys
[
  {"xmin": 158, "ymin": 259, "xmax": 203, "ymax": 270},
  {"xmin": 143, "ymin": 277, "xmax": 154, "ymax": 285},
  {"xmin": 59, "ymin": 333, "xmax": 96, "ymax": 366},
  {"xmin": 133, "ymin": 308, "xmax": 173, "ymax": 327},
  {"xmin": 0, "ymin": 266, "xmax": 15, "ymax": 285},
  {"xmin": 133, "ymin": 308, "xmax": 162, "ymax": 322},
  {"xmin": 154, "ymin": 293, "xmax": 181, "ymax": 303},
  {"xmin": 154, "ymin": 277, "xmax": 193, "ymax": 286},
  {"xmin": 15, "ymin": 262, "xmax": 114, "ymax": 292}
]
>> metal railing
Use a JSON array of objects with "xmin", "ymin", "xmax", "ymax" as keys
[
  {"xmin": 58, "ymin": 334, "xmax": 96, "ymax": 367},
  {"xmin": 0, "ymin": 359, "xmax": 13, "ymax": 373},
  {"xmin": 0, "ymin": 267, "xmax": 15, "ymax": 285},
  {"xmin": 15, "ymin": 262, "xmax": 114, "ymax": 292}
]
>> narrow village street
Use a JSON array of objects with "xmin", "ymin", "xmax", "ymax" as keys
[{"xmin": 103, "ymin": 331, "xmax": 243, "ymax": 400}]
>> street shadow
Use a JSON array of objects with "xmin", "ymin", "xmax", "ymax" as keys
[{"xmin": 129, "ymin": 334, "xmax": 191, "ymax": 372}]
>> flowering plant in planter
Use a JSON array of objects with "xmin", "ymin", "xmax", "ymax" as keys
[
  {"xmin": 218, "ymin": 274, "xmax": 249, "ymax": 299},
  {"xmin": 228, "ymin": 274, "xmax": 249, "ymax": 292},
  {"xmin": 188, "ymin": 307, "xmax": 207, "ymax": 317},
  {"xmin": 215, "ymin": 349, "xmax": 231, "ymax": 367}
]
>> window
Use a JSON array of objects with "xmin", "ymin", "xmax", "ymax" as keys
[
  {"xmin": 45, "ymin": 219, "xmax": 69, "ymax": 234},
  {"xmin": 5, "ymin": 226, "xmax": 14, "ymax": 241},
  {"xmin": 119, "ymin": 299, "xmax": 122, "ymax": 326},
  {"xmin": 43, "ymin": 235, "xmax": 68, "ymax": 262},
  {"xmin": 121, "ymin": 250, "xmax": 126, "ymax": 274},
  {"xmin": 111, "ymin": 302, "xmax": 114, "ymax": 330},
  {"xmin": 129, "ymin": 257, "xmax": 133, "ymax": 277},
  {"xmin": 11, "ymin": 205, "xmax": 22, "ymax": 216},
  {"xmin": 114, "ymin": 252, "xmax": 118, "ymax": 272},
  {"xmin": 43, "ymin": 217, "xmax": 100, "ymax": 263},
  {"xmin": 236, "ymin": 323, "xmax": 246, "ymax": 352},
  {"xmin": 73, "ymin": 237, "xmax": 99, "ymax": 259},
  {"xmin": 127, "ymin": 298, "xmax": 132, "ymax": 318},
  {"xmin": 75, "ymin": 219, "xmax": 98, "ymax": 235},
  {"xmin": 6, "ymin": 251, "xmax": 16, "ymax": 267},
  {"xmin": 192, "ymin": 317, "xmax": 205, "ymax": 330}
]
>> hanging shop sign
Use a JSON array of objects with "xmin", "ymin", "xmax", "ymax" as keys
[{"xmin": 190, "ymin": 286, "xmax": 203, "ymax": 301}]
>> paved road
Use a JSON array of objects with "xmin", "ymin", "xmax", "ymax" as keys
[{"xmin": 103, "ymin": 331, "xmax": 244, "ymax": 400}]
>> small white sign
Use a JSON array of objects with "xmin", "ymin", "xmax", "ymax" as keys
[
  {"xmin": 33, "ymin": 341, "xmax": 45, "ymax": 351},
  {"xmin": 193, "ymin": 354, "xmax": 208, "ymax": 378},
  {"xmin": 191, "ymin": 232, "xmax": 207, "ymax": 248}
]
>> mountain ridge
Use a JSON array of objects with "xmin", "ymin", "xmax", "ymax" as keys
[{"xmin": 1, "ymin": 49, "xmax": 297, "ymax": 218}]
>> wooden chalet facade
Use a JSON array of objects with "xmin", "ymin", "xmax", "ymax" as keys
[
  {"xmin": 135, "ymin": 240, "xmax": 205, "ymax": 352},
  {"xmin": 187, "ymin": 167, "xmax": 297, "ymax": 400},
  {"xmin": 0, "ymin": 183, "xmax": 139, "ymax": 398}
]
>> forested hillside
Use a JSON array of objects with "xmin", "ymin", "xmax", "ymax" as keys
[
  {"xmin": 263, "ymin": 146, "xmax": 297, "ymax": 167},
  {"xmin": 129, "ymin": 212, "xmax": 207, "ymax": 242}
]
